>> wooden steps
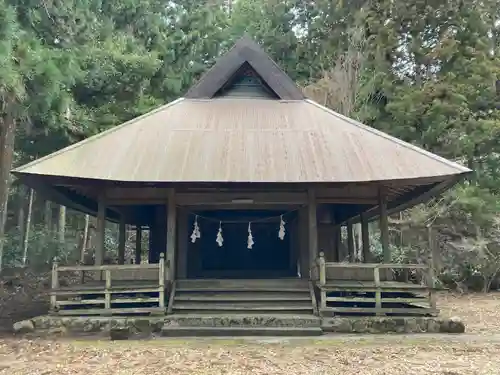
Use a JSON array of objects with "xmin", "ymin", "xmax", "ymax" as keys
[{"xmin": 170, "ymin": 279, "xmax": 315, "ymax": 315}]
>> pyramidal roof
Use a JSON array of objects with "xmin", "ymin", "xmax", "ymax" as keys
[{"xmin": 12, "ymin": 36, "xmax": 471, "ymax": 185}]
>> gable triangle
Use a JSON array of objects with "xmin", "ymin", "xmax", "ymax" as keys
[
  {"xmin": 214, "ymin": 62, "xmax": 278, "ymax": 99},
  {"xmin": 185, "ymin": 36, "xmax": 304, "ymax": 100}
]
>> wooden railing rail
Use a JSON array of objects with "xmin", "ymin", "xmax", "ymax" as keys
[
  {"xmin": 57, "ymin": 263, "xmax": 162, "ymax": 272},
  {"xmin": 316, "ymin": 252, "xmax": 437, "ymax": 314},
  {"xmin": 323, "ymin": 262, "xmax": 428, "ymax": 269},
  {"xmin": 50, "ymin": 253, "xmax": 168, "ymax": 315},
  {"xmin": 317, "ymin": 252, "xmax": 432, "ymax": 288}
]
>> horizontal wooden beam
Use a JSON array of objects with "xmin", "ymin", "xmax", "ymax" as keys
[
  {"xmin": 104, "ymin": 193, "xmax": 379, "ymax": 206},
  {"xmin": 179, "ymin": 204, "xmax": 302, "ymax": 211},
  {"xmin": 180, "ymin": 192, "xmax": 308, "ymax": 205},
  {"xmin": 102, "ymin": 186, "xmax": 382, "ymax": 201}
]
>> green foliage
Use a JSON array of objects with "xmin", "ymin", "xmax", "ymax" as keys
[
  {"xmin": 229, "ymin": 0, "xmax": 308, "ymax": 81},
  {"xmin": 1, "ymin": 0, "xmax": 500, "ymax": 292},
  {"xmin": 2, "ymin": 224, "xmax": 75, "ymax": 267}
]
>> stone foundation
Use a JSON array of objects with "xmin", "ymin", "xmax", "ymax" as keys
[
  {"xmin": 13, "ymin": 315, "xmax": 465, "ymax": 337},
  {"xmin": 26, "ymin": 315, "xmax": 165, "ymax": 335},
  {"xmin": 322, "ymin": 316, "xmax": 465, "ymax": 334}
]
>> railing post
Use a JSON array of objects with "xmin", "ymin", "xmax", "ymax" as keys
[
  {"xmin": 165, "ymin": 259, "xmax": 171, "ymax": 283},
  {"xmin": 374, "ymin": 266, "xmax": 382, "ymax": 315},
  {"xmin": 166, "ymin": 189, "xmax": 177, "ymax": 282},
  {"xmin": 318, "ymin": 251, "xmax": 326, "ymax": 286},
  {"xmin": 50, "ymin": 257, "xmax": 59, "ymax": 312},
  {"xmin": 427, "ymin": 225, "xmax": 437, "ymax": 310},
  {"xmin": 159, "ymin": 253, "xmax": 165, "ymax": 310},
  {"xmin": 427, "ymin": 265, "xmax": 437, "ymax": 310},
  {"xmin": 105, "ymin": 269, "xmax": 111, "ymax": 310}
]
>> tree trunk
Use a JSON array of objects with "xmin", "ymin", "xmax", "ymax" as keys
[
  {"xmin": 80, "ymin": 214, "xmax": 90, "ymax": 264},
  {"xmin": 0, "ymin": 113, "xmax": 17, "ymax": 271},
  {"xmin": 354, "ymin": 222, "xmax": 362, "ymax": 261},
  {"xmin": 38, "ymin": 200, "xmax": 52, "ymax": 251},
  {"xmin": 22, "ymin": 189, "xmax": 34, "ymax": 265},
  {"xmin": 58, "ymin": 205, "xmax": 66, "ymax": 246},
  {"xmin": 44, "ymin": 200, "xmax": 53, "ymax": 233},
  {"xmin": 17, "ymin": 186, "xmax": 26, "ymax": 251}
]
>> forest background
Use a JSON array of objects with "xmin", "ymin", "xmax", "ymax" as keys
[{"xmin": 1, "ymin": 0, "xmax": 499, "ymax": 292}]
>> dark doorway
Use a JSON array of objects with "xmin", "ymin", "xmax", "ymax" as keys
[{"xmin": 187, "ymin": 210, "xmax": 296, "ymax": 279}]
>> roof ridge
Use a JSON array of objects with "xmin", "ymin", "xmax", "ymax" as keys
[
  {"xmin": 12, "ymin": 98, "xmax": 185, "ymax": 174},
  {"xmin": 184, "ymin": 40, "xmax": 243, "ymax": 96},
  {"xmin": 305, "ymin": 99, "xmax": 471, "ymax": 174},
  {"xmin": 186, "ymin": 36, "xmax": 304, "ymax": 100}
]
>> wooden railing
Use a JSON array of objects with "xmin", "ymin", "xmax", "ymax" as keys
[
  {"xmin": 50, "ymin": 253, "xmax": 168, "ymax": 316},
  {"xmin": 315, "ymin": 252, "xmax": 437, "ymax": 316}
]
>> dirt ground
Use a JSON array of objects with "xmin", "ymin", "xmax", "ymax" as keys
[{"xmin": 1, "ymin": 292, "xmax": 499, "ymax": 375}]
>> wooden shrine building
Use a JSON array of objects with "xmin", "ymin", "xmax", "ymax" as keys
[{"xmin": 12, "ymin": 37, "xmax": 471, "ymax": 319}]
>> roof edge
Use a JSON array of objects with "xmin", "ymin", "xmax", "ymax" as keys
[
  {"xmin": 12, "ymin": 98, "xmax": 185, "ymax": 174},
  {"xmin": 378, "ymin": 174, "xmax": 465, "ymax": 220},
  {"xmin": 305, "ymin": 99, "xmax": 472, "ymax": 175},
  {"xmin": 10, "ymin": 172, "xmax": 468, "ymax": 187}
]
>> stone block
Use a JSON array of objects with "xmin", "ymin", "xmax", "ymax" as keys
[
  {"xmin": 13, "ymin": 320, "xmax": 35, "ymax": 334},
  {"xmin": 110, "ymin": 327, "xmax": 131, "ymax": 340},
  {"xmin": 426, "ymin": 318, "xmax": 441, "ymax": 333},
  {"xmin": 352, "ymin": 319, "xmax": 371, "ymax": 333},
  {"xmin": 133, "ymin": 319, "xmax": 153, "ymax": 334},
  {"xmin": 440, "ymin": 316, "xmax": 465, "ymax": 333},
  {"xmin": 47, "ymin": 326, "xmax": 68, "ymax": 336},
  {"xmin": 321, "ymin": 318, "xmax": 352, "ymax": 333}
]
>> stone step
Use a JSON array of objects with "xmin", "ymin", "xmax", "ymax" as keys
[
  {"xmin": 164, "ymin": 313, "xmax": 321, "ymax": 325},
  {"xmin": 160, "ymin": 326, "xmax": 323, "ymax": 337},
  {"xmin": 175, "ymin": 292, "xmax": 311, "ymax": 302},
  {"xmin": 171, "ymin": 309, "xmax": 314, "ymax": 315}
]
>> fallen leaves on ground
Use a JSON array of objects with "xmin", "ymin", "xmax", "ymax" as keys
[
  {"xmin": 0, "ymin": 293, "xmax": 499, "ymax": 375},
  {"xmin": 1, "ymin": 338, "xmax": 499, "ymax": 375},
  {"xmin": 439, "ymin": 291, "xmax": 500, "ymax": 334}
]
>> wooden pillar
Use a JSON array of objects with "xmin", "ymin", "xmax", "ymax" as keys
[
  {"xmin": 379, "ymin": 188, "xmax": 390, "ymax": 262},
  {"xmin": 118, "ymin": 215, "xmax": 126, "ymax": 264},
  {"xmin": 361, "ymin": 213, "xmax": 370, "ymax": 262},
  {"xmin": 135, "ymin": 226, "xmax": 142, "ymax": 264},
  {"xmin": 290, "ymin": 218, "xmax": 299, "ymax": 276},
  {"xmin": 308, "ymin": 189, "xmax": 318, "ymax": 279},
  {"xmin": 347, "ymin": 220, "xmax": 355, "ymax": 262},
  {"xmin": 150, "ymin": 206, "xmax": 166, "ymax": 263},
  {"xmin": 166, "ymin": 189, "xmax": 177, "ymax": 281},
  {"xmin": 95, "ymin": 195, "xmax": 106, "ymax": 265},
  {"xmin": 318, "ymin": 224, "xmax": 330, "ymax": 261},
  {"xmin": 298, "ymin": 207, "xmax": 309, "ymax": 279},
  {"xmin": 148, "ymin": 225, "xmax": 154, "ymax": 263},
  {"xmin": 334, "ymin": 225, "xmax": 342, "ymax": 262},
  {"xmin": 177, "ymin": 208, "xmax": 188, "ymax": 279},
  {"xmin": 318, "ymin": 208, "xmax": 335, "ymax": 262}
]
